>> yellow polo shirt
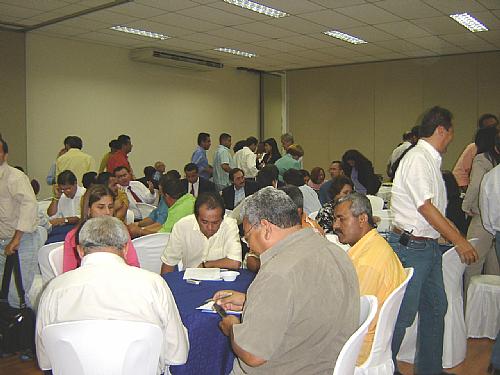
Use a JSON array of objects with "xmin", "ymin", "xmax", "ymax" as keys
[{"xmin": 56, "ymin": 148, "xmax": 95, "ymax": 184}]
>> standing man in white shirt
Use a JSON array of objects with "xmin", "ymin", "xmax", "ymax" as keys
[
  {"xmin": 114, "ymin": 166, "xmax": 157, "ymax": 220},
  {"xmin": 234, "ymin": 137, "xmax": 259, "ymax": 179},
  {"xmin": 161, "ymin": 192, "xmax": 242, "ymax": 273},
  {"xmin": 388, "ymin": 106, "xmax": 478, "ymax": 375},
  {"xmin": 47, "ymin": 170, "xmax": 86, "ymax": 226},
  {"xmin": 213, "ymin": 133, "xmax": 233, "ymax": 191},
  {"xmin": 36, "ymin": 216, "xmax": 188, "ymax": 375}
]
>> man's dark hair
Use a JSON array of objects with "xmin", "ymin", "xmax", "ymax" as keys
[
  {"xmin": 475, "ymin": 127, "xmax": 498, "ymax": 154},
  {"xmin": 246, "ymin": 136, "xmax": 258, "ymax": 147},
  {"xmin": 233, "ymin": 140, "xmax": 246, "ymax": 153},
  {"xmin": 109, "ymin": 139, "xmax": 120, "ymax": 150},
  {"xmin": 143, "ymin": 166, "xmax": 156, "ymax": 179},
  {"xmin": 161, "ymin": 176, "xmax": 187, "ymax": 200},
  {"xmin": 197, "ymin": 132, "xmax": 210, "ymax": 146},
  {"xmin": 331, "ymin": 160, "xmax": 343, "ymax": 168},
  {"xmin": 283, "ymin": 169, "xmax": 304, "ymax": 187},
  {"xmin": 256, "ymin": 166, "xmax": 277, "ymax": 189},
  {"xmin": 478, "ymin": 113, "xmax": 499, "ymax": 129},
  {"xmin": 402, "ymin": 131, "xmax": 413, "ymax": 141},
  {"xmin": 219, "ymin": 133, "xmax": 231, "ymax": 143},
  {"xmin": 0, "ymin": 137, "xmax": 8, "ymax": 154},
  {"xmin": 165, "ymin": 169, "xmax": 181, "ymax": 180},
  {"xmin": 64, "ymin": 136, "xmax": 83, "ymax": 150},
  {"xmin": 279, "ymin": 185, "xmax": 304, "ymax": 210},
  {"xmin": 15, "ymin": 166, "xmax": 25, "ymax": 172},
  {"xmin": 117, "ymin": 134, "xmax": 131, "ymax": 147},
  {"xmin": 194, "ymin": 191, "xmax": 225, "ymax": 218},
  {"xmin": 82, "ymin": 171, "xmax": 97, "ymax": 188},
  {"xmin": 328, "ymin": 176, "xmax": 354, "ymax": 202},
  {"xmin": 419, "ymin": 106, "xmax": 453, "ymax": 138},
  {"xmin": 410, "ymin": 125, "xmax": 420, "ymax": 138},
  {"xmin": 184, "ymin": 163, "xmax": 198, "ymax": 173},
  {"xmin": 113, "ymin": 165, "xmax": 130, "ymax": 175},
  {"xmin": 229, "ymin": 168, "xmax": 244, "ymax": 182},
  {"xmin": 96, "ymin": 172, "xmax": 112, "ymax": 185},
  {"xmin": 57, "ymin": 170, "xmax": 77, "ymax": 185}
]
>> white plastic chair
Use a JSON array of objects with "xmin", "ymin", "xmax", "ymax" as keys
[
  {"xmin": 40, "ymin": 320, "xmax": 162, "ymax": 375},
  {"xmin": 308, "ymin": 210, "xmax": 319, "ymax": 220},
  {"xmin": 366, "ymin": 195, "xmax": 384, "ymax": 212},
  {"xmin": 333, "ymin": 295, "xmax": 378, "ymax": 375},
  {"xmin": 355, "ymin": 268, "xmax": 414, "ymax": 375},
  {"xmin": 132, "ymin": 233, "xmax": 170, "ymax": 274},
  {"xmin": 38, "ymin": 241, "xmax": 64, "ymax": 285},
  {"xmin": 398, "ymin": 240, "xmax": 478, "ymax": 368},
  {"xmin": 48, "ymin": 245, "xmax": 64, "ymax": 278},
  {"xmin": 125, "ymin": 209, "xmax": 135, "ymax": 225},
  {"xmin": 373, "ymin": 209, "xmax": 393, "ymax": 233},
  {"xmin": 466, "ymin": 274, "xmax": 500, "ymax": 339},
  {"xmin": 137, "ymin": 203, "xmax": 156, "ymax": 219},
  {"xmin": 38, "ymin": 199, "xmax": 52, "ymax": 216}
]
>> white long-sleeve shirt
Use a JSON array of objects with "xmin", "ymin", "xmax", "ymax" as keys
[
  {"xmin": 480, "ymin": 164, "xmax": 500, "ymax": 235},
  {"xmin": 234, "ymin": 147, "xmax": 258, "ymax": 178},
  {"xmin": 123, "ymin": 180, "xmax": 157, "ymax": 219},
  {"xmin": 36, "ymin": 252, "xmax": 189, "ymax": 374}
]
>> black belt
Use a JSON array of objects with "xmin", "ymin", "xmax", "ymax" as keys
[{"xmin": 392, "ymin": 227, "xmax": 433, "ymax": 241}]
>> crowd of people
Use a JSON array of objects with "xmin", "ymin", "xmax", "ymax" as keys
[{"xmin": 0, "ymin": 106, "xmax": 499, "ymax": 375}]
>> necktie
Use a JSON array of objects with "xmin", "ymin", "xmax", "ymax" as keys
[
  {"xmin": 128, "ymin": 186, "xmax": 142, "ymax": 203},
  {"xmin": 190, "ymin": 183, "xmax": 195, "ymax": 197}
]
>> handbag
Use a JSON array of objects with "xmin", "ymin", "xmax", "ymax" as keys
[{"xmin": 0, "ymin": 251, "xmax": 36, "ymax": 354}]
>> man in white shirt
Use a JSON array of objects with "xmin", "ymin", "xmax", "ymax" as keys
[
  {"xmin": 36, "ymin": 216, "xmax": 188, "ymax": 374},
  {"xmin": 233, "ymin": 137, "xmax": 259, "ymax": 179},
  {"xmin": 115, "ymin": 166, "xmax": 157, "ymax": 220},
  {"xmin": 388, "ymin": 106, "xmax": 478, "ymax": 375},
  {"xmin": 283, "ymin": 168, "xmax": 321, "ymax": 215},
  {"xmin": 386, "ymin": 126, "xmax": 419, "ymax": 178},
  {"xmin": 47, "ymin": 170, "xmax": 86, "ymax": 226},
  {"xmin": 161, "ymin": 192, "xmax": 242, "ymax": 273}
]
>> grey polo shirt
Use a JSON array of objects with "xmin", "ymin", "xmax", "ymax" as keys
[{"xmin": 232, "ymin": 228, "xmax": 359, "ymax": 375}]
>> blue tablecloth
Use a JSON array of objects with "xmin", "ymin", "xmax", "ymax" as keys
[
  {"xmin": 163, "ymin": 270, "xmax": 255, "ymax": 375},
  {"xmin": 45, "ymin": 224, "xmax": 75, "ymax": 244}
]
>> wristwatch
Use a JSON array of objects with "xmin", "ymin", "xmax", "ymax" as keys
[{"xmin": 64, "ymin": 218, "xmax": 69, "ymax": 224}]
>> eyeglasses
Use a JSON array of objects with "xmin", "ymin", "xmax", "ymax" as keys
[{"xmin": 243, "ymin": 222, "xmax": 259, "ymax": 241}]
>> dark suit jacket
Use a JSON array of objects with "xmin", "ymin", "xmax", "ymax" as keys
[
  {"xmin": 181, "ymin": 177, "xmax": 216, "ymax": 197},
  {"xmin": 222, "ymin": 181, "xmax": 258, "ymax": 210}
]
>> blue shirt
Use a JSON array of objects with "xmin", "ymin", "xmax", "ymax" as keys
[
  {"xmin": 191, "ymin": 146, "xmax": 210, "ymax": 180},
  {"xmin": 318, "ymin": 180, "xmax": 333, "ymax": 205},
  {"xmin": 213, "ymin": 145, "xmax": 232, "ymax": 190},
  {"xmin": 148, "ymin": 197, "xmax": 169, "ymax": 224}
]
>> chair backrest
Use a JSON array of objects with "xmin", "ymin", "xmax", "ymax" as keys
[
  {"xmin": 137, "ymin": 203, "xmax": 156, "ymax": 219},
  {"xmin": 357, "ymin": 267, "xmax": 414, "ymax": 369},
  {"xmin": 442, "ymin": 239, "xmax": 479, "ymax": 295},
  {"xmin": 48, "ymin": 245, "xmax": 65, "ymax": 278},
  {"xmin": 309, "ymin": 210, "xmax": 319, "ymax": 220},
  {"xmin": 366, "ymin": 195, "xmax": 384, "ymax": 212},
  {"xmin": 38, "ymin": 200, "xmax": 52, "ymax": 216},
  {"xmin": 125, "ymin": 209, "xmax": 135, "ymax": 225},
  {"xmin": 38, "ymin": 241, "xmax": 64, "ymax": 285},
  {"xmin": 333, "ymin": 295, "xmax": 378, "ymax": 375},
  {"xmin": 132, "ymin": 233, "xmax": 170, "ymax": 274},
  {"xmin": 41, "ymin": 320, "xmax": 162, "ymax": 375}
]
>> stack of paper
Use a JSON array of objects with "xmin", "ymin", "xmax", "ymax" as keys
[{"xmin": 183, "ymin": 268, "xmax": 221, "ymax": 281}]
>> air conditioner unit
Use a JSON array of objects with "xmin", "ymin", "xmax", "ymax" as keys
[{"xmin": 130, "ymin": 48, "xmax": 223, "ymax": 71}]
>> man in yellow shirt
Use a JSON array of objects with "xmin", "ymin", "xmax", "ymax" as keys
[
  {"xmin": 333, "ymin": 192, "xmax": 406, "ymax": 365},
  {"xmin": 56, "ymin": 136, "xmax": 95, "ymax": 185}
]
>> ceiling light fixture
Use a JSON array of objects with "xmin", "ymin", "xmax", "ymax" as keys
[
  {"xmin": 110, "ymin": 25, "xmax": 170, "ymax": 40},
  {"xmin": 223, "ymin": 0, "xmax": 288, "ymax": 18},
  {"xmin": 449, "ymin": 13, "xmax": 488, "ymax": 32},
  {"xmin": 214, "ymin": 47, "xmax": 256, "ymax": 58},
  {"xmin": 323, "ymin": 30, "xmax": 367, "ymax": 45}
]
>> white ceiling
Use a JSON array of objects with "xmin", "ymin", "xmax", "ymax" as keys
[{"xmin": 2, "ymin": 0, "xmax": 500, "ymax": 71}]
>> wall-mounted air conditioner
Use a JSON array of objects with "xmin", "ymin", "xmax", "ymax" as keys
[{"xmin": 130, "ymin": 48, "xmax": 223, "ymax": 71}]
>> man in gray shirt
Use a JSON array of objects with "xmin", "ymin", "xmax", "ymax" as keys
[{"xmin": 213, "ymin": 187, "xmax": 359, "ymax": 374}]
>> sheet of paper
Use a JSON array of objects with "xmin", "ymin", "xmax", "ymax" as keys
[
  {"xmin": 196, "ymin": 300, "xmax": 242, "ymax": 315},
  {"xmin": 183, "ymin": 268, "xmax": 221, "ymax": 281}
]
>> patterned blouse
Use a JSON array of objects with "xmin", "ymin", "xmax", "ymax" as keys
[{"xmin": 316, "ymin": 201, "xmax": 335, "ymax": 234}]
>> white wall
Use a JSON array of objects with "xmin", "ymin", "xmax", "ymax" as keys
[{"xmin": 26, "ymin": 34, "xmax": 259, "ymax": 196}]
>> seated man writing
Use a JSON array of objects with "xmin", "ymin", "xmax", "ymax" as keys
[
  {"xmin": 333, "ymin": 192, "xmax": 406, "ymax": 364},
  {"xmin": 161, "ymin": 192, "xmax": 242, "ymax": 273},
  {"xmin": 47, "ymin": 170, "xmax": 86, "ymax": 226},
  {"xmin": 213, "ymin": 187, "xmax": 359, "ymax": 374}
]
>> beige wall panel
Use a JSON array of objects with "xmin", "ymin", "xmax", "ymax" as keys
[
  {"xmin": 0, "ymin": 31, "xmax": 26, "ymax": 169},
  {"xmin": 26, "ymin": 34, "xmax": 259, "ymax": 197},
  {"xmin": 476, "ymin": 53, "xmax": 500, "ymax": 118},
  {"xmin": 262, "ymin": 74, "xmax": 282, "ymax": 143}
]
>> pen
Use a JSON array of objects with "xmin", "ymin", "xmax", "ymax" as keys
[{"xmin": 204, "ymin": 292, "xmax": 233, "ymax": 303}]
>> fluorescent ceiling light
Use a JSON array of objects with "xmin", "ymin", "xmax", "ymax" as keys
[
  {"xmin": 323, "ymin": 30, "xmax": 367, "ymax": 45},
  {"xmin": 224, "ymin": 0, "xmax": 288, "ymax": 18},
  {"xmin": 450, "ymin": 13, "xmax": 488, "ymax": 32},
  {"xmin": 110, "ymin": 25, "xmax": 170, "ymax": 40},
  {"xmin": 214, "ymin": 47, "xmax": 256, "ymax": 58}
]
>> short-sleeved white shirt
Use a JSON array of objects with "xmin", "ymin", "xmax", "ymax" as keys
[{"xmin": 391, "ymin": 139, "xmax": 446, "ymax": 239}]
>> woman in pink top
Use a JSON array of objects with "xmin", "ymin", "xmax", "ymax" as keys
[
  {"xmin": 63, "ymin": 184, "xmax": 140, "ymax": 272},
  {"xmin": 307, "ymin": 167, "xmax": 326, "ymax": 192}
]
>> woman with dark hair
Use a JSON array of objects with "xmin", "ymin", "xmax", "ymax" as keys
[
  {"xmin": 307, "ymin": 167, "xmax": 326, "ymax": 192},
  {"xmin": 260, "ymin": 138, "xmax": 282, "ymax": 167},
  {"xmin": 62, "ymin": 184, "xmax": 140, "ymax": 273},
  {"xmin": 96, "ymin": 172, "xmax": 128, "ymax": 222},
  {"xmin": 462, "ymin": 128, "xmax": 500, "ymax": 287},
  {"xmin": 341, "ymin": 149, "xmax": 381, "ymax": 195},
  {"xmin": 316, "ymin": 176, "xmax": 354, "ymax": 233}
]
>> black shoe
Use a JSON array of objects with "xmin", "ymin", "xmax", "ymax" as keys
[{"xmin": 394, "ymin": 372, "xmax": 403, "ymax": 375}]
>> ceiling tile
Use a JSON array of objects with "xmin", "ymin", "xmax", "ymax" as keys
[
  {"xmin": 123, "ymin": 19, "xmax": 194, "ymax": 37},
  {"xmin": 279, "ymin": 34, "xmax": 334, "ymax": 49},
  {"xmin": 440, "ymin": 31, "xmax": 489, "ymax": 45},
  {"xmin": 310, "ymin": 0, "xmax": 367, "ymax": 8},
  {"xmin": 264, "ymin": 16, "xmax": 328, "ymax": 34},
  {"xmin": 82, "ymin": 9, "xmax": 139, "ymax": 25},
  {"xmin": 376, "ymin": 0, "xmax": 442, "ymax": 19},
  {"xmin": 475, "ymin": 29, "xmax": 500, "ymax": 43},
  {"xmin": 403, "ymin": 49, "xmax": 436, "ymax": 57},
  {"xmin": 55, "ymin": 16, "xmax": 108, "ymax": 31},
  {"xmin": 316, "ymin": 45, "xmax": 366, "ymax": 57},
  {"xmin": 422, "ymin": 0, "xmax": 487, "ymax": 14},
  {"xmin": 375, "ymin": 21, "xmax": 431, "ymax": 38},
  {"xmin": 467, "ymin": 10, "xmax": 500, "ymax": 30},
  {"xmin": 345, "ymin": 43, "xmax": 392, "ymax": 54},
  {"xmin": 110, "ymin": 2, "xmax": 168, "ymax": 18},
  {"xmin": 1, "ymin": 0, "xmax": 71, "ymax": 12},
  {"xmin": 134, "ymin": 0, "xmax": 199, "ymax": 12},
  {"xmin": 207, "ymin": 27, "xmax": 267, "ymax": 43},
  {"xmin": 413, "ymin": 16, "xmax": 466, "ymax": 34},
  {"xmin": 335, "ymin": 3, "xmax": 403, "ymax": 24},
  {"xmin": 153, "ymin": 37, "xmax": 211, "ymax": 51},
  {"xmin": 34, "ymin": 22, "xmax": 89, "ymax": 36},
  {"xmin": 150, "ymin": 12, "xmax": 220, "ymax": 32},
  {"xmin": 252, "ymin": 38, "xmax": 307, "ymax": 52},
  {"xmin": 376, "ymin": 38, "xmax": 424, "ymax": 52},
  {"xmin": 0, "ymin": 3, "xmax": 43, "ymax": 18},
  {"xmin": 371, "ymin": 51, "xmax": 407, "ymax": 59},
  {"xmin": 261, "ymin": 0, "xmax": 326, "ymax": 14},
  {"xmin": 233, "ymin": 21, "xmax": 297, "ymax": 38},
  {"xmin": 478, "ymin": 0, "xmax": 500, "ymax": 10},
  {"xmin": 298, "ymin": 9, "xmax": 364, "ymax": 28},
  {"xmin": 407, "ymin": 35, "xmax": 466, "ymax": 53},
  {"xmin": 235, "ymin": 43, "xmax": 281, "ymax": 56},
  {"xmin": 207, "ymin": 1, "xmax": 270, "ymax": 21},
  {"xmin": 461, "ymin": 42, "xmax": 496, "ymax": 51},
  {"xmin": 76, "ymin": 30, "xmax": 145, "ymax": 46},
  {"xmin": 341, "ymin": 25, "xmax": 398, "ymax": 41},
  {"xmin": 180, "ymin": 31, "xmax": 232, "ymax": 46},
  {"xmin": 177, "ymin": 5, "xmax": 254, "ymax": 26}
]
